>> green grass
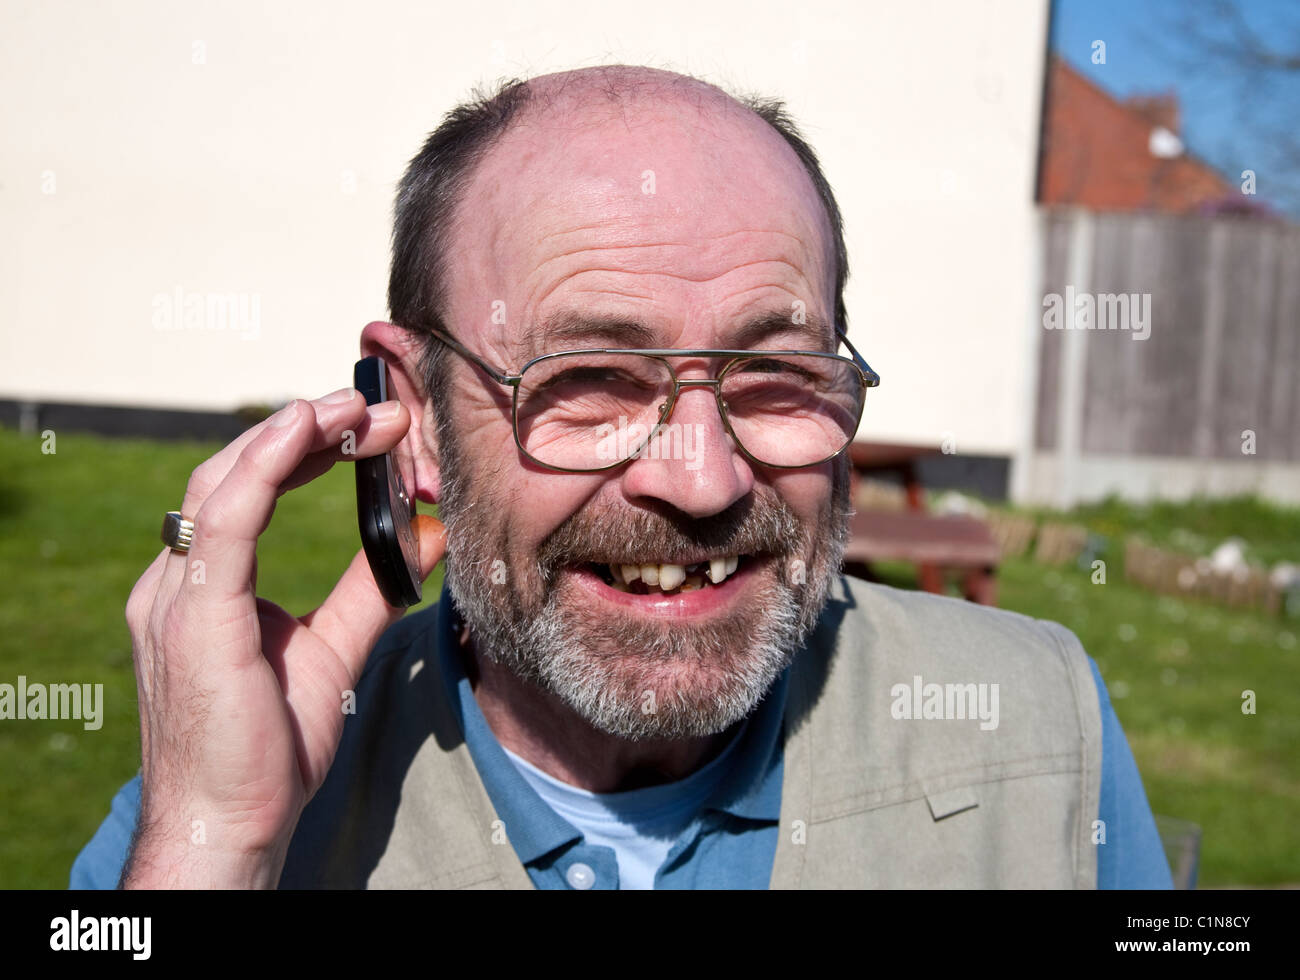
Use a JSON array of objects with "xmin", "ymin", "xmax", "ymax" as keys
[
  {"xmin": 0, "ymin": 425, "xmax": 440, "ymax": 888},
  {"xmin": 2, "ymin": 425, "xmax": 1296, "ymax": 887}
]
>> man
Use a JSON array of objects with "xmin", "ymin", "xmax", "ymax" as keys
[{"xmin": 72, "ymin": 65, "xmax": 1172, "ymax": 889}]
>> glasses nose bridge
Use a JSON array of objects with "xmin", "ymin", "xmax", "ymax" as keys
[
  {"xmin": 660, "ymin": 375, "xmax": 726, "ymax": 425},
  {"xmin": 673, "ymin": 377, "xmax": 721, "ymax": 391}
]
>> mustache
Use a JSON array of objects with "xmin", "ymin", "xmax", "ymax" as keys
[{"xmin": 535, "ymin": 491, "xmax": 805, "ymax": 585}]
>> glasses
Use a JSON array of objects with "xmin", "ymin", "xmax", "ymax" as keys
[{"xmin": 426, "ymin": 325, "xmax": 881, "ymax": 472}]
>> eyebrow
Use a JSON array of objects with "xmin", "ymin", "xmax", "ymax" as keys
[{"xmin": 520, "ymin": 308, "xmax": 835, "ymax": 360}]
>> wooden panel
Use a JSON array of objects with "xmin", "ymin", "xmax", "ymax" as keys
[{"xmin": 1038, "ymin": 208, "xmax": 1300, "ymax": 462}]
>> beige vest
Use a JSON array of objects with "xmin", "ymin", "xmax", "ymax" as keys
[{"xmin": 280, "ymin": 574, "xmax": 1102, "ymax": 888}]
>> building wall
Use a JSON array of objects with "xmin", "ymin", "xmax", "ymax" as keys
[{"xmin": 2, "ymin": 0, "xmax": 1050, "ymax": 461}]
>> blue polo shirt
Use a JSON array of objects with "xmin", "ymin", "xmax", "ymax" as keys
[{"xmin": 69, "ymin": 585, "xmax": 1171, "ymax": 889}]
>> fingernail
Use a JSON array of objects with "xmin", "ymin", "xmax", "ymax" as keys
[
  {"xmin": 320, "ymin": 387, "xmax": 357, "ymax": 405},
  {"xmin": 370, "ymin": 400, "xmax": 401, "ymax": 420},
  {"xmin": 270, "ymin": 400, "xmax": 300, "ymax": 427}
]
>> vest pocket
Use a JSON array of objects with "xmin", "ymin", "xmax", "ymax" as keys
[{"xmin": 925, "ymin": 786, "xmax": 980, "ymax": 821}]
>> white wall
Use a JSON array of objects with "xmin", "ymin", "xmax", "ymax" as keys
[{"xmin": 1, "ymin": 0, "xmax": 1049, "ymax": 458}]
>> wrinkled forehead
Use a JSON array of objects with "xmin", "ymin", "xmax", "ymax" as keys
[{"xmin": 444, "ymin": 84, "xmax": 836, "ymax": 361}]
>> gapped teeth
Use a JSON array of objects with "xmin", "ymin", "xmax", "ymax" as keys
[{"xmin": 608, "ymin": 556, "xmax": 743, "ymax": 591}]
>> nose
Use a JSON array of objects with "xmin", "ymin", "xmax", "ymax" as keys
[{"xmin": 618, "ymin": 382, "xmax": 755, "ymax": 519}]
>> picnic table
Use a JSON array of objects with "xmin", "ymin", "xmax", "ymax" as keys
[{"xmin": 842, "ymin": 441, "xmax": 1000, "ymax": 604}]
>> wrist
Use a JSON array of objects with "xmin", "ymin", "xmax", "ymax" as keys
[{"xmin": 121, "ymin": 816, "xmax": 291, "ymax": 889}]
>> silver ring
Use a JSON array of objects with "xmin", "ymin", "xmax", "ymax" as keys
[{"xmin": 161, "ymin": 511, "xmax": 195, "ymax": 553}]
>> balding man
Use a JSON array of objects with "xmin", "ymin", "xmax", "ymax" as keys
[{"xmin": 72, "ymin": 66, "xmax": 1172, "ymax": 890}]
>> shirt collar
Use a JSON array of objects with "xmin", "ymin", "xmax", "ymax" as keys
[{"xmin": 432, "ymin": 582, "xmax": 785, "ymax": 863}]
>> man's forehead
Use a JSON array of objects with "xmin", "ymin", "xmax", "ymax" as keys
[
  {"xmin": 466, "ymin": 101, "xmax": 826, "ymax": 247},
  {"xmin": 515, "ymin": 307, "xmax": 836, "ymax": 361}
]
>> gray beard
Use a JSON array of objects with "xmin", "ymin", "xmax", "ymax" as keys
[{"xmin": 434, "ymin": 414, "xmax": 851, "ymax": 741}]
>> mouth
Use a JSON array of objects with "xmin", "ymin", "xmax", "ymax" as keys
[
  {"xmin": 587, "ymin": 555, "xmax": 750, "ymax": 595},
  {"xmin": 566, "ymin": 554, "xmax": 762, "ymax": 617}
]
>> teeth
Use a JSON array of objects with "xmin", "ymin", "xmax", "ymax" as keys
[
  {"xmin": 658, "ymin": 564, "xmax": 686, "ymax": 590},
  {"xmin": 605, "ymin": 556, "xmax": 743, "ymax": 592}
]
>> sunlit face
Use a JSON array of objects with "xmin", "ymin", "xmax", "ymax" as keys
[{"xmin": 430, "ymin": 75, "xmax": 852, "ymax": 739}]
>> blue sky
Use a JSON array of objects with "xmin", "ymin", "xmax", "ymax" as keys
[{"xmin": 1052, "ymin": 0, "xmax": 1300, "ymax": 217}]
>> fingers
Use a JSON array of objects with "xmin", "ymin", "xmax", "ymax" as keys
[
  {"xmin": 178, "ymin": 389, "xmax": 403, "ymax": 521},
  {"xmin": 160, "ymin": 394, "xmax": 410, "ymax": 596},
  {"xmin": 303, "ymin": 515, "xmax": 447, "ymax": 682},
  {"xmin": 180, "ymin": 399, "xmax": 412, "ymax": 615},
  {"xmin": 126, "ymin": 548, "xmax": 171, "ymax": 635},
  {"xmin": 275, "ymin": 399, "xmax": 408, "ymax": 496},
  {"xmin": 162, "ymin": 389, "xmax": 366, "ymax": 586}
]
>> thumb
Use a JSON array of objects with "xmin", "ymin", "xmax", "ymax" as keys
[
  {"xmin": 412, "ymin": 513, "xmax": 447, "ymax": 582},
  {"xmin": 305, "ymin": 514, "xmax": 447, "ymax": 678}
]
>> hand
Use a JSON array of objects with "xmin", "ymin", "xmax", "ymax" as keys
[{"xmin": 120, "ymin": 390, "xmax": 445, "ymax": 888}]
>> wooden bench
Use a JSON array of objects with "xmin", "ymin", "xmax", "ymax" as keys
[
  {"xmin": 841, "ymin": 510, "xmax": 1000, "ymax": 604},
  {"xmin": 843, "ymin": 442, "xmax": 1001, "ymax": 604}
]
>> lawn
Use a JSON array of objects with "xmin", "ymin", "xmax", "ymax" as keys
[{"xmin": 1, "ymin": 424, "xmax": 1295, "ymax": 887}]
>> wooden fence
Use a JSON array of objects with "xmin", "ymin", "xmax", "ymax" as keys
[{"xmin": 1035, "ymin": 210, "xmax": 1300, "ymax": 463}]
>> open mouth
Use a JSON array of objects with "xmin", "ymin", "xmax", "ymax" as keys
[{"xmin": 586, "ymin": 555, "xmax": 750, "ymax": 596}]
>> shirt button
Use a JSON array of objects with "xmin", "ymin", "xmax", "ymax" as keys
[{"xmin": 565, "ymin": 862, "xmax": 596, "ymax": 890}]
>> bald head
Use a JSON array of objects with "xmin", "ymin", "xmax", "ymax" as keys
[{"xmin": 505, "ymin": 65, "xmax": 766, "ymax": 143}]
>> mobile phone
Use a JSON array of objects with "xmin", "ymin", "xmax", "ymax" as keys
[{"xmin": 354, "ymin": 356, "xmax": 422, "ymax": 607}]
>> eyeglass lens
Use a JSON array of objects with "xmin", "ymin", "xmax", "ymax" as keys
[{"xmin": 514, "ymin": 352, "xmax": 864, "ymax": 469}]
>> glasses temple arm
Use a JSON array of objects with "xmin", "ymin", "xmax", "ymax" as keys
[
  {"xmin": 427, "ymin": 326, "xmax": 517, "ymax": 385},
  {"xmin": 835, "ymin": 327, "xmax": 881, "ymax": 386}
]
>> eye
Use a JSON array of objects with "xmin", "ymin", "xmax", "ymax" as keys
[
  {"xmin": 531, "ymin": 365, "xmax": 648, "ymax": 393},
  {"xmin": 734, "ymin": 358, "xmax": 817, "ymax": 380}
]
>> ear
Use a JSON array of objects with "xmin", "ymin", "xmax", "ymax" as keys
[{"xmin": 359, "ymin": 320, "xmax": 443, "ymax": 506}]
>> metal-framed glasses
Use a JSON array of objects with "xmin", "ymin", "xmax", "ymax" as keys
[{"xmin": 426, "ymin": 324, "xmax": 881, "ymax": 472}]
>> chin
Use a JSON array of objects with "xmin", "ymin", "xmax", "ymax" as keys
[{"xmin": 534, "ymin": 594, "xmax": 801, "ymax": 741}]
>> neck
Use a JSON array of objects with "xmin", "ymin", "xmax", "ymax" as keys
[{"xmin": 460, "ymin": 627, "xmax": 735, "ymax": 793}]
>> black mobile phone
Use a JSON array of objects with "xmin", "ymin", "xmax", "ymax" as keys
[{"xmin": 353, "ymin": 356, "xmax": 422, "ymax": 607}]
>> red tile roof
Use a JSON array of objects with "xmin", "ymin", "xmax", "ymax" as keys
[{"xmin": 1038, "ymin": 57, "xmax": 1251, "ymax": 214}]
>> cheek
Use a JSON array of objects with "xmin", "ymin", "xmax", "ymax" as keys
[
  {"xmin": 766, "ymin": 466, "xmax": 836, "ymax": 526},
  {"xmin": 500, "ymin": 473, "xmax": 610, "ymax": 578}
]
